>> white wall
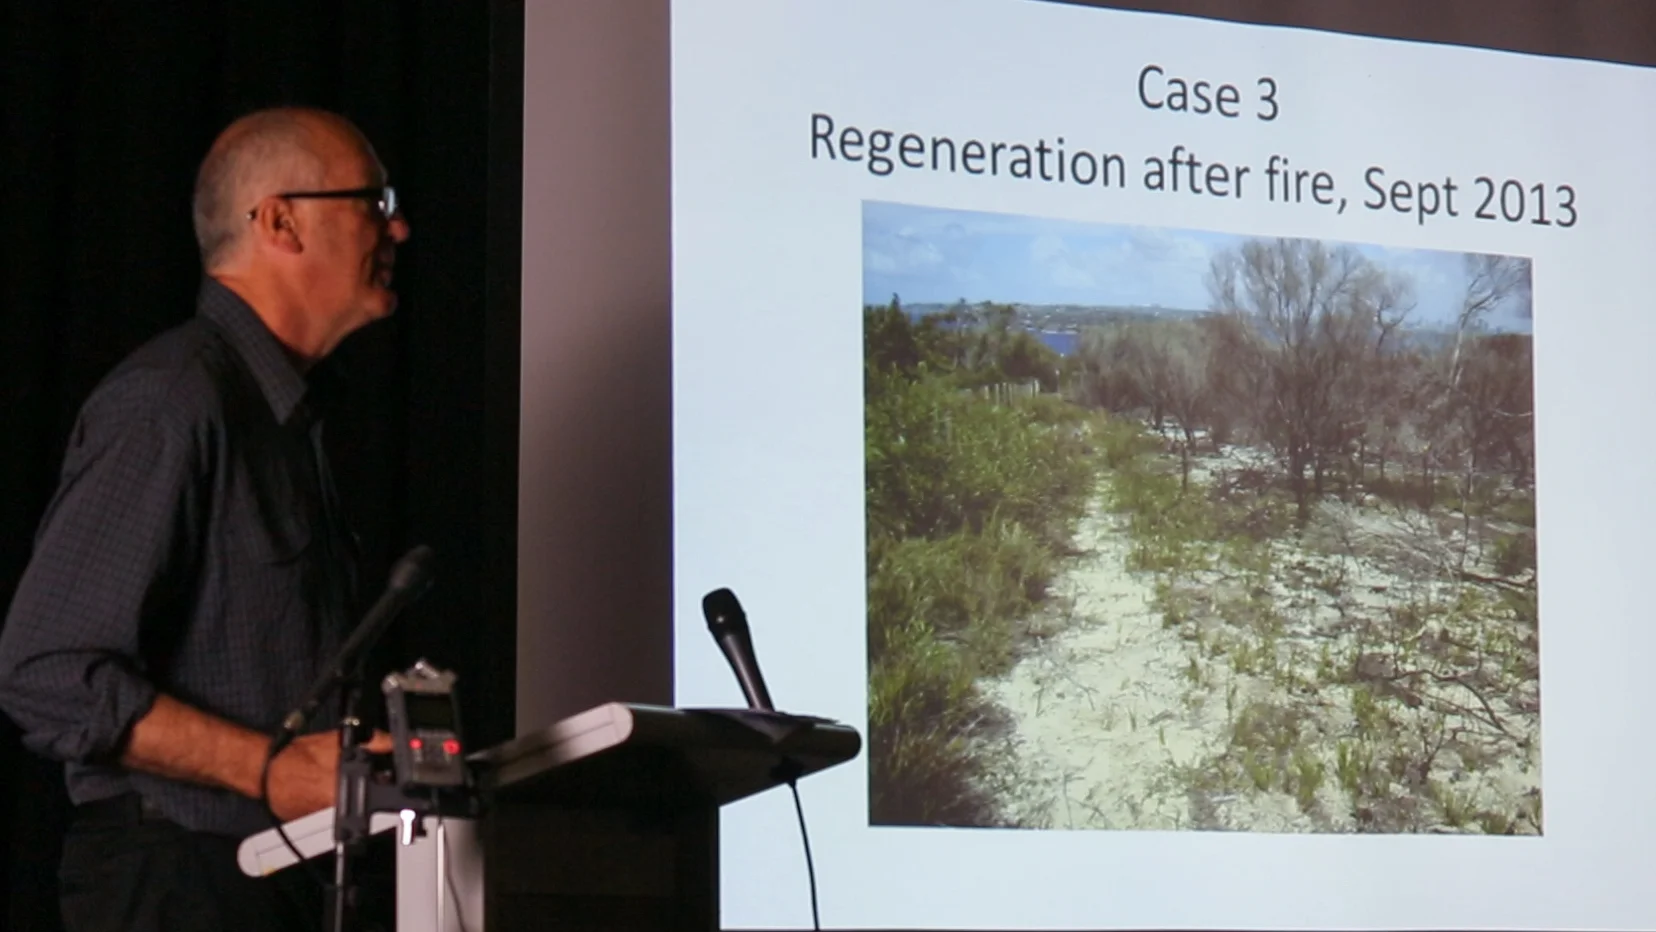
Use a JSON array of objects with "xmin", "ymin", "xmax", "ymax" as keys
[{"xmin": 517, "ymin": 0, "xmax": 673, "ymax": 732}]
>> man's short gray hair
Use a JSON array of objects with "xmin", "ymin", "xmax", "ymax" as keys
[{"xmin": 191, "ymin": 109, "xmax": 330, "ymax": 270}]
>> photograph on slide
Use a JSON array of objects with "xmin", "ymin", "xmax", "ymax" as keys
[{"xmin": 863, "ymin": 200, "xmax": 1540, "ymax": 836}]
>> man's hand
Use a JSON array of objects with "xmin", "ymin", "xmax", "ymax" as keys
[
  {"xmin": 263, "ymin": 729, "xmax": 394, "ymax": 822},
  {"xmin": 121, "ymin": 693, "xmax": 392, "ymax": 822}
]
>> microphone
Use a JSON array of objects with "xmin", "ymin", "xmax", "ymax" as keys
[
  {"xmin": 701, "ymin": 587, "xmax": 775, "ymax": 712},
  {"xmin": 274, "ymin": 545, "xmax": 437, "ymax": 745}
]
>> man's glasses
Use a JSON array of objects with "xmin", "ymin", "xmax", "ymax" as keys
[{"xmin": 244, "ymin": 185, "xmax": 399, "ymax": 221}]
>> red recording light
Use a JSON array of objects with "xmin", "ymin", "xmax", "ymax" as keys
[
  {"xmin": 409, "ymin": 738, "xmax": 423, "ymax": 750},
  {"xmin": 442, "ymin": 739, "xmax": 461, "ymax": 755}
]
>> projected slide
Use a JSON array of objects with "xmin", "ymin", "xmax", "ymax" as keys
[
  {"xmin": 668, "ymin": 0, "xmax": 1656, "ymax": 929},
  {"xmin": 863, "ymin": 203, "xmax": 1539, "ymax": 837}
]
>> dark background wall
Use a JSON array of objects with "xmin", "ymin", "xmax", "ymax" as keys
[
  {"xmin": 1084, "ymin": 0, "xmax": 1656, "ymax": 68},
  {"xmin": 1, "ymin": 1, "xmax": 1651, "ymax": 930}
]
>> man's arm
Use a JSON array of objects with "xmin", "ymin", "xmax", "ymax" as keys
[
  {"xmin": 0, "ymin": 393, "xmax": 385, "ymax": 821},
  {"xmin": 5, "ymin": 393, "xmax": 242, "ymax": 772},
  {"xmin": 123, "ymin": 694, "xmax": 388, "ymax": 821},
  {"xmin": 0, "ymin": 392, "xmax": 394, "ymax": 832},
  {"xmin": 0, "ymin": 401, "xmax": 190, "ymax": 767},
  {"xmin": 120, "ymin": 693, "xmax": 268, "ymax": 797}
]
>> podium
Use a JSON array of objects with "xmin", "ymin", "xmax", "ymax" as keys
[{"xmin": 240, "ymin": 702, "xmax": 861, "ymax": 932}]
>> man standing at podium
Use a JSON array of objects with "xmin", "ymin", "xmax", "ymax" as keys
[{"xmin": 0, "ymin": 107, "xmax": 408, "ymax": 932}]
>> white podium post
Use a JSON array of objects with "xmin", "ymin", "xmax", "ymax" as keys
[{"xmin": 395, "ymin": 816, "xmax": 484, "ymax": 932}]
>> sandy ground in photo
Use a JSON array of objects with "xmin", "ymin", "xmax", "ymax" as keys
[{"xmin": 980, "ymin": 440, "xmax": 1541, "ymax": 834}]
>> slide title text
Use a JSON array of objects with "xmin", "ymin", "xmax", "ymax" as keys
[{"xmin": 810, "ymin": 110, "xmax": 1579, "ymax": 230}]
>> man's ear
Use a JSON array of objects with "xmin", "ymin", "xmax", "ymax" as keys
[{"xmin": 250, "ymin": 199, "xmax": 304, "ymax": 255}]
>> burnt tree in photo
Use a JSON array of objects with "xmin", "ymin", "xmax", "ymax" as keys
[
  {"xmin": 1079, "ymin": 321, "xmax": 1216, "ymax": 488},
  {"xmin": 1205, "ymin": 238, "xmax": 1414, "ymax": 524}
]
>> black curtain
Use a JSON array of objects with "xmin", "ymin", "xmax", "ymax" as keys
[{"xmin": 0, "ymin": 3, "xmax": 515, "ymax": 928}]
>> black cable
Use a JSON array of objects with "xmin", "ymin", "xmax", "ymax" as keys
[
  {"xmin": 433, "ymin": 790, "xmax": 474, "ymax": 932},
  {"xmin": 787, "ymin": 778, "xmax": 821, "ymax": 932},
  {"xmin": 260, "ymin": 734, "xmax": 330, "ymax": 890}
]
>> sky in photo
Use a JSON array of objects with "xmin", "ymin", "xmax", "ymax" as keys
[{"xmin": 862, "ymin": 201, "xmax": 1533, "ymax": 332}]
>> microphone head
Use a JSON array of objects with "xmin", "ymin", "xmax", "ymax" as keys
[
  {"xmin": 389, "ymin": 545, "xmax": 436, "ymax": 592},
  {"xmin": 701, "ymin": 587, "xmax": 747, "ymax": 635}
]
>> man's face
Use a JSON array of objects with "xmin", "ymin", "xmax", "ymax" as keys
[{"xmin": 297, "ymin": 132, "xmax": 411, "ymax": 339}]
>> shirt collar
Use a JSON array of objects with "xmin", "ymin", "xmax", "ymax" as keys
[{"xmin": 196, "ymin": 277, "xmax": 313, "ymax": 425}]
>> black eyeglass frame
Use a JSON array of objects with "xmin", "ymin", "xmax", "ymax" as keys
[{"xmin": 244, "ymin": 185, "xmax": 399, "ymax": 221}]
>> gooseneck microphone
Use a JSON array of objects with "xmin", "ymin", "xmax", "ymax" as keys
[
  {"xmin": 701, "ymin": 587, "xmax": 775, "ymax": 712},
  {"xmin": 273, "ymin": 545, "xmax": 437, "ymax": 750},
  {"xmin": 702, "ymin": 588, "xmax": 821, "ymax": 929}
]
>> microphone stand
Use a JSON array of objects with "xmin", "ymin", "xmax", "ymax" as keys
[
  {"xmin": 330, "ymin": 658, "xmax": 388, "ymax": 932},
  {"xmin": 265, "ymin": 544, "xmax": 434, "ymax": 932}
]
